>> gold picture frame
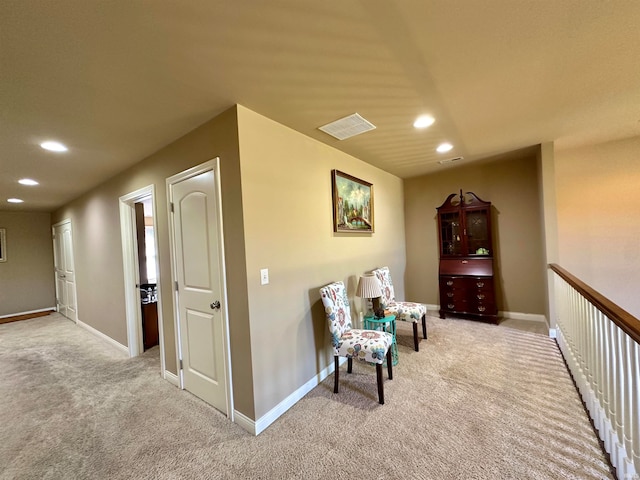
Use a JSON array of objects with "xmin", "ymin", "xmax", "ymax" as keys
[{"xmin": 332, "ymin": 170, "xmax": 374, "ymax": 233}]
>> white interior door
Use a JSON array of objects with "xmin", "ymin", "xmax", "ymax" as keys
[
  {"xmin": 170, "ymin": 166, "xmax": 228, "ymax": 414},
  {"xmin": 53, "ymin": 220, "xmax": 77, "ymax": 322}
]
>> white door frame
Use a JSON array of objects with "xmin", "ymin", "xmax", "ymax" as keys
[
  {"xmin": 118, "ymin": 185, "xmax": 167, "ymax": 375},
  {"xmin": 166, "ymin": 158, "xmax": 234, "ymax": 420},
  {"xmin": 52, "ymin": 218, "xmax": 78, "ymax": 323}
]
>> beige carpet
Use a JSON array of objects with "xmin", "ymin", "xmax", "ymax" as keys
[{"xmin": 0, "ymin": 313, "xmax": 614, "ymax": 479}]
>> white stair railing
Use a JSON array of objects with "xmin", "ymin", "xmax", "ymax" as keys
[{"xmin": 551, "ymin": 264, "xmax": 639, "ymax": 480}]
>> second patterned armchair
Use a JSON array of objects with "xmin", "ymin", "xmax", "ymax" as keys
[{"xmin": 372, "ymin": 266, "xmax": 427, "ymax": 352}]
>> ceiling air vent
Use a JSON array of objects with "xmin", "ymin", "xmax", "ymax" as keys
[
  {"xmin": 438, "ymin": 156, "xmax": 464, "ymax": 165},
  {"xmin": 318, "ymin": 113, "xmax": 376, "ymax": 140}
]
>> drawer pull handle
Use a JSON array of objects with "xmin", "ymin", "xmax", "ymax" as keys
[
  {"xmin": 478, "ymin": 306, "xmax": 486, "ymax": 312},
  {"xmin": 447, "ymin": 304, "xmax": 455, "ymax": 309},
  {"xmin": 447, "ymin": 292, "xmax": 454, "ymax": 298},
  {"xmin": 461, "ymin": 260, "xmax": 468, "ymax": 264},
  {"xmin": 476, "ymin": 282, "xmax": 484, "ymax": 288},
  {"xmin": 447, "ymin": 281, "xmax": 454, "ymax": 286},
  {"xmin": 477, "ymin": 294, "xmax": 485, "ymax": 300}
]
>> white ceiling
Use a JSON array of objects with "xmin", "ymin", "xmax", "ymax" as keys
[{"xmin": 2, "ymin": 0, "xmax": 640, "ymax": 212}]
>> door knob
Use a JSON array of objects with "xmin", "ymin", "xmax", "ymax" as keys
[{"xmin": 210, "ymin": 301, "xmax": 221, "ymax": 310}]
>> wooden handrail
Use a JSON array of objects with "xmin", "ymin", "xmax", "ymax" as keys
[{"xmin": 549, "ymin": 263, "xmax": 640, "ymax": 345}]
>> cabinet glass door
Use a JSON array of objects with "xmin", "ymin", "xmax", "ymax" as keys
[
  {"xmin": 440, "ymin": 212, "xmax": 461, "ymax": 255},
  {"xmin": 465, "ymin": 209, "xmax": 490, "ymax": 255}
]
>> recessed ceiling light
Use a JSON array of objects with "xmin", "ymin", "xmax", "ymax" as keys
[
  {"xmin": 40, "ymin": 141, "xmax": 68, "ymax": 152},
  {"xmin": 413, "ymin": 115, "xmax": 435, "ymax": 129},
  {"xmin": 19, "ymin": 178, "xmax": 39, "ymax": 186},
  {"xmin": 7, "ymin": 198, "xmax": 24, "ymax": 203},
  {"xmin": 437, "ymin": 142, "xmax": 453, "ymax": 153}
]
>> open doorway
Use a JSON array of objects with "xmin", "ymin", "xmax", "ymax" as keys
[
  {"xmin": 119, "ymin": 185, "xmax": 167, "ymax": 379},
  {"xmin": 135, "ymin": 198, "xmax": 159, "ymax": 351}
]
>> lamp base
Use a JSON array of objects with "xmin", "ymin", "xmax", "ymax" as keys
[{"xmin": 372, "ymin": 297, "xmax": 381, "ymax": 313}]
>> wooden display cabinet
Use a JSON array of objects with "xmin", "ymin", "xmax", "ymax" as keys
[{"xmin": 436, "ymin": 190, "xmax": 498, "ymax": 323}]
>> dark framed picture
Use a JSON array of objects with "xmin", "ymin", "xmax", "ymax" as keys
[
  {"xmin": 332, "ymin": 170, "xmax": 374, "ymax": 233},
  {"xmin": 0, "ymin": 228, "xmax": 6, "ymax": 262}
]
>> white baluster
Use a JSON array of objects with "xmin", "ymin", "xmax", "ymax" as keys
[
  {"xmin": 599, "ymin": 312, "xmax": 611, "ymax": 454},
  {"xmin": 592, "ymin": 307, "xmax": 603, "ymax": 430},
  {"xmin": 577, "ymin": 293, "xmax": 586, "ymax": 392},
  {"xmin": 614, "ymin": 324, "xmax": 627, "ymax": 471},
  {"xmin": 630, "ymin": 340, "xmax": 640, "ymax": 474},
  {"xmin": 608, "ymin": 319, "xmax": 620, "ymax": 461},
  {"xmin": 600, "ymin": 310, "xmax": 612, "ymax": 454},
  {"xmin": 621, "ymin": 334, "xmax": 637, "ymax": 477},
  {"xmin": 568, "ymin": 283, "xmax": 578, "ymax": 375},
  {"xmin": 585, "ymin": 300, "xmax": 594, "ymax": 411}
]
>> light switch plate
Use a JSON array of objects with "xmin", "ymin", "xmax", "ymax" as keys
[{"xmin": 260, "ymin": 268, "xmax": 269, "ymax": 285}]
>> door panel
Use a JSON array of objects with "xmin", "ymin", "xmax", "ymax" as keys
[
  {"xmin": 180, "ymin": 193, "xmax": 212, "ymax": 289},
  {"xmin": 171, "ymin": 168, "xmax": 227, "ymax": 414},
  {"xmin": 185, "ymin": 309, "xmax": 217, "ymax": 380}
]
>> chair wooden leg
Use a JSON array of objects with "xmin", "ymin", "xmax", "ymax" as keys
[
  {"xmin": 376, "ymin": 363, "xmax": 384, "ymax": 404},
  {"xmin": 386, "ymin": 349, "xmax": 393, "ymax": 380},
  {"xmin": 347, "ymin": 357, "xmax": 353, "ymax": 374},
  {"xmin": 422, "ymin": 314, "xmax": 427, "ymax": 339},
  {"xmin": 413, "ymin": 322, "xmax": 419, "ymax": 352},
  {"xmin": 334, "ymin": 356, "xmax": 339, "ymax": 393}
]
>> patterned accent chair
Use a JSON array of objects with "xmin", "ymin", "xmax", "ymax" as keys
[
  {"xmin": 372, "ymin": 266, "xmax": 427, "ymax": 352},
  {"xmin": 319, "ymin": 281, "xmax": 394, "ymax": 404}
]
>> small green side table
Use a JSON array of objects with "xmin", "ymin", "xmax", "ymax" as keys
[{"xmin": 363, "ymin": 314, "xmax": 398, "ymax": 366}]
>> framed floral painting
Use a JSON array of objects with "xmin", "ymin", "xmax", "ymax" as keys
[{"xmin": 332, "ymin": 170, "xmax": 374, "ymax": 233}]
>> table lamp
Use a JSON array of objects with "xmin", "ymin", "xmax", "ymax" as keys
[{"xmin": 356, "ymin": 273, "xmax": 382, "ymax": 318}]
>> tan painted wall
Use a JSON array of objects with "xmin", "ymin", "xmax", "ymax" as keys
[
  {"xmin": 236, "ymin": 106, "xmax": 406, "ymax": 419},
  {"xmin": 0, "ymin": 211, "xmax": 55, "ymax": 316},
  {"xmin": 555, "ymin": 135, "xmax": 640, "ymax": 319},
  {"xmin": 52, "ymin": 107, "xmax": 256, "ymax": 417},
  {"xmin": 404, "ymin": 152, "xmax": 546, "ymax": 316},
  {"xmin": 47, "ymin": 103, "xmax": 406, "ymax": 422}
]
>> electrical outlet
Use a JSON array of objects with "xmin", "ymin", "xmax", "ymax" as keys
[{"xmin": 260, "ymin": 268, "xmax": 269, "ymax": 285}]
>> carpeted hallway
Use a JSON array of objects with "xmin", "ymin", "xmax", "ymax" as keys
[{"xmin": 0, "ymin": 313, "xmax": 614, "ymax": 479}]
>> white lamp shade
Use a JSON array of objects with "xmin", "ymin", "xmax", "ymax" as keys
[{"xmin": 356, "ymin": 273, "xmax": 382, "ymax": 299}]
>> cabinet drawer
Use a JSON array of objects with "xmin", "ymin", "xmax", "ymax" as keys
[
  {"xmin": 440, "ymin": 276, "xmax": 466, "ymax": 289},
  {"xmin": 468, "ymin": 294, "xmax": 496, "ymax": 314},
  {"xmin": 470, "ymin": 277, "xmax": 493, "ymax": 291},
  {"xmin": 470, "ymin": 303, "xmax": 496, "ymax": 315},
  {"xmin": 441, "ymin": 299, "xmax": 466, "ymax": 312},
  {"xmin": 441, "ymin": 289, "xmax": 466, "ymax": 302},
  {"xmin": 440, "ymin": 258, "xmax": 493, "ymax": 276},
  {"xmin": 471, "ymin": 291, "xmax": 492, "ymax": 302}
]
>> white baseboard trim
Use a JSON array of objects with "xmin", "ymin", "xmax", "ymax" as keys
[
  {"xmin": 77, "ymin": 318, "xmax": 129, "ymax": 355},
  {"xmin": 164, "ymin": 370, "xmax": 180, "ymax": 387},
  {"xmin": 499, "ymin": 310, "xmax": 547, "ymax": 323},
  {"xmin": 0, "ymin": 306, "xmax": 57, "ymax": 319},
  {"xmin": 233, "ymin": 410, "xmax": 256, "ymax": 435},
  {"xmin": 235, "ymin": 357, "xmax": 347, "ymax": 436},
  {"xmin": 548, "ymin": 328, "xmax": 557, "ymax": 339}
]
